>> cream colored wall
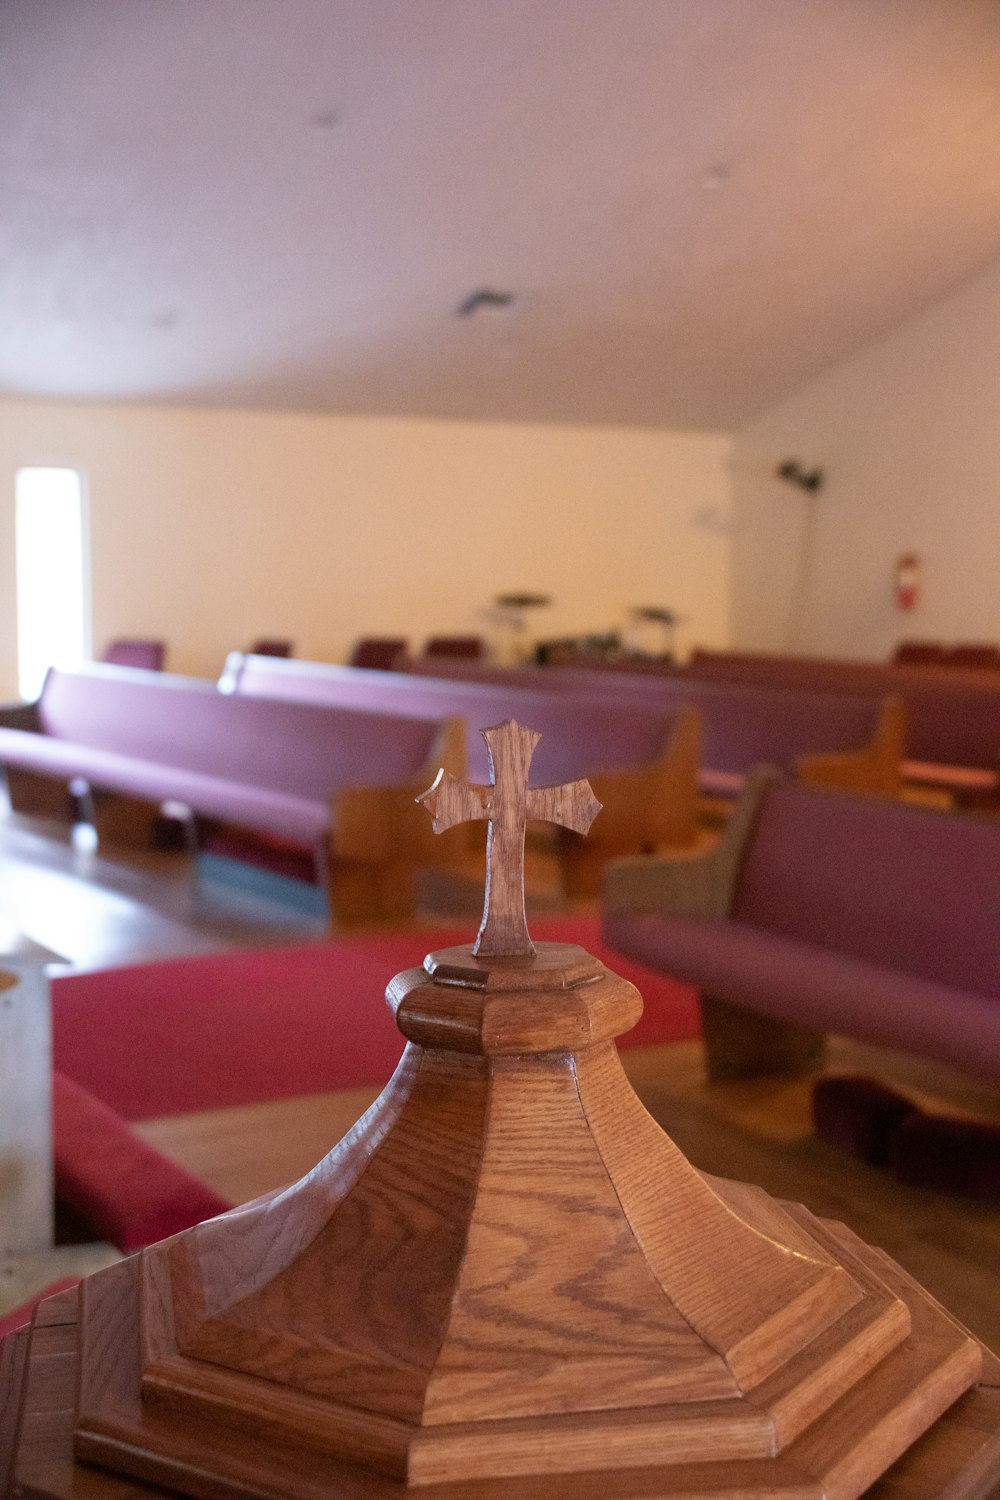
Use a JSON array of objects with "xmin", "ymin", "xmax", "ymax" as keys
[
  {"xmin": 730, "ymin": 258, "xmax": 1000, "ymax": 658},
  {"xmin": 0, "ymin": 400, "xmax": 731, "ymax": 697}
]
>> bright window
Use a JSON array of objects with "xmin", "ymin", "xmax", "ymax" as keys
[{"xmin": 15, "ymin": 467, "xmax": 89, "ymax": 700}]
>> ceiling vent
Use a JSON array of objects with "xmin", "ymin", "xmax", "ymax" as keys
[{"xmin": 457, "ymin": 288, "xmax": 515, "ymax": 317}]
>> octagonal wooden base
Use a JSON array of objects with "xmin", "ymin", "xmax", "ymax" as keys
[
  {"xmin": 3, "ymin": 942, "xmax": 999, "ymax": 1498},
  {"xmin": 4, "ymin": 1251, "xmax": 999, "ymax": 1498}
]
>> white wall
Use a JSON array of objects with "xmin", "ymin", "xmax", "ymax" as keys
[
  {"xmin": 0, "ymin": 401, "xmax": 731, "ymax": 696},
  {"xmin": 730, "ymin": 258, "xmax": 1000, "ymax": 659}
]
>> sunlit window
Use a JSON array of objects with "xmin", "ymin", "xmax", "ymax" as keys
[{"xmin": 15, "ymin": 467, "xmax": 89, "ymax": 700}]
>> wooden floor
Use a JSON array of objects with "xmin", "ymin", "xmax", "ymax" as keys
[{"xmin": 2, "ymin": 810, "xmax": 998, "ymax": 1356}]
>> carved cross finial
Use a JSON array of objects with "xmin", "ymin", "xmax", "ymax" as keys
[{"xmin": 417, "ymin": 719, "xmax": 602, "ymax": 958}]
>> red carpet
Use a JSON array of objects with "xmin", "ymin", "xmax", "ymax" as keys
[{"xmin": 51, "ymin": 917, "xmax": 699, "ymax": 1121}]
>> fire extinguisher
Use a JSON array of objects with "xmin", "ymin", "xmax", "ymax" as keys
[{"xmin": 895, "ymin": 553, "xmax": 921, "ymax": 611}]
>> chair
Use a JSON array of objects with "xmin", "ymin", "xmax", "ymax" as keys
[
  {"xmin": 422, "ymin": 635, "xmax": 484, "ymax": 659},
  {"xmin": 249, "ymin": 638, "xmax": 293, "ymax": 658},
  {"xmin": 944, "ymin": 643, "xmax": 1000, "ymax": 671},
  {"xmin": 349, "ymin": 637, "xmax": 408, "ymax": 671},
  {"xmin": 101, "ymin": 638, "xmax": 166, "ymax": 671},
  {"xmin": 892, "ymin": 640, "xmax": 944, "ymax": 666}
]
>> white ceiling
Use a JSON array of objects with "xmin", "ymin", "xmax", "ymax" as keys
[{"xmin": 2, "ymin": 0, "xmax": 999, "ymax": 430}]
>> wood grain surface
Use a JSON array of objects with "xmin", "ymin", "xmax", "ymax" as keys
[
  {"xmin": 418, "ymin": 720, "xmax": 600, "ymax": 956},
  {"xmin": 6, "ymin": 1232, "xmax": 999, "ymax": 1498},
  {"xmin": 2, "ymin": 769, "xmax": 997, "ymax": 1498},
  {"xmin": 63, "ymin": 939, "xmax": 988, "ymax": 1495}
]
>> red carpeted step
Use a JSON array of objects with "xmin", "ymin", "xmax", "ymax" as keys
[{"xmin": 51, "ymin": 918, "xmax": 699, "ymax": 1121}]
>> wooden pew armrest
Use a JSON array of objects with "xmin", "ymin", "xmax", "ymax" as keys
[
  {"xmin": 0, "ymin": 700, "xmax": 41, "ymax": 732},
  {"xmin": 586, "ymin": 705, "xmax": 701, "ymax": 852},
  {"xmin": 603, "ymin": 765, "xmax": 778, "ymax": 919},
  {"xmin": 330, "ymin": 715, "xmax": 466, "ymax": 866},
  {"xmin": 795, "ymin": 694, "xmax": 905, "ymax": 797}
]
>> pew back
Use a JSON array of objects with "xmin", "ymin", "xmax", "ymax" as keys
[
  {"xmin": 537, "ymin": 668, "xmax": 900, "ymax": 783},
  {"xmin": 603, "ymin": 774, "xmax": 1000, "ymax": 1082},
  {"xmin": 390, "ymin": 657, "xmax": 903, "ymax": 795},
  {"xmin": 222, "ymin": 652, "xmax": 703, "ymax": 886},
  {"xmin": 733, "ymin": 780, "xmax": 1000, "ymax": 997},
  {"xmin": 396, "ymin": 648, "xmax": 999, "ymax": 782},
  {"xmin": 1, "ymin": 663, "xmax": 467, "ymax": 924},
  {"xmin": 224, "ymin": 652, "xmax": 687, "ymax": 786},
  {"xmin": 686, "ymin": 651, "xmax": 1000, "ymax": 775},
  {"xmin": 35, "ymin": 664, "xmax": 446, "ymax": 801}
]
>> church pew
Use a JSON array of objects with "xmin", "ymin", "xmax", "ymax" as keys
[
  {"xmin": 222, "ymin": 652, "xmax": 702, "ymax": 894},
  {"xmin": 0, "ymin": 663, "xmax": 465, "ymax": 924},
  {"xmin": 603, "ymin": 770, "xmax": 1000, "ymax": 1085},
  {"xmin": 683, "ymin": 650, "xmax": 1000, "ymax": 802},
  {"xmin": 496, "ymin": 648, "xmax": 997, "ymax": 799},
  {"xmin": 544, "ymin": 667, "xmax": 905, "ymax": 801},
  {"xmin": 395, "ymin": 654, "xmax": 905, "ymax": 802}
]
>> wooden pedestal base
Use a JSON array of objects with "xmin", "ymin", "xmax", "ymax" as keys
[
  {"xmin": 4, "ymin": 1239, "xmax": 999, "ymax": 1497},
  {"xmin": 3, "ymin": 942, "xmax": 998, "ymax": 1498}
]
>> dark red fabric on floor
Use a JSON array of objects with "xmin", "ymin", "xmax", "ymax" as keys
[
  {"xmin": 52, "ymin": 1072, "xmax": 232, "ymax": 1249},
  {"xmin": 51, "ymin": 917, "xmax": 699, "ymax": 1121}
]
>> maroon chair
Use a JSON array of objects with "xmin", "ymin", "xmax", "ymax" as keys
[
  {"xmin": 101, "ymin": 639, "xmax": 166, "ymax": 671},
  {"xmin": 249, "ymin": 638, "xmax": 293, "ymax": 658},
  {"xmin": 944, "ymin": 644, "xmax": 1000, "ymax": 671},
  {"xmin": 422, "ymin": 635, "xmax": 484, "ymax": 659},
  {"xmin": 892, "ymin": 641, "xmax": 944, "ymax": 666},
  {"xmin": 349, "ymin": 637, "xmax": 408, "ymax": 671}
]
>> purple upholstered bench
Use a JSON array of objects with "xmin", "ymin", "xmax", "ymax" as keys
[
  {"xmin": 0, "ymin": 663, "xmax": 464, "ymax": 923},
  {"xmin": 683, "ymin": 651, "xmax": 1000, "ymax": 803},
  {"xmin": 602, "ymin": 770, "xmax": 1000, "ymax": 1085},
  {"xmin": 222, "ymin": 653, "xmax": 703, "ymax": 893},
  {"xmin": 517, "ymin": 666, "xmax": 905, "ymax": 801},
  {"xmin": 395, "ymin": 656, "xmax": 905, "ymax": 801}
]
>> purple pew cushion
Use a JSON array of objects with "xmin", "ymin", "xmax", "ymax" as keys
[
  {"xmin": 0, "ymin": 728, "xmax": 331, "ymax": 843},
  {"xmin": 602, "ymin": 910, "xmax": 1000, "ymax": 1085},
  {"xmin": 400, "ymin": 660, "xmax": 893, "ymax": 784},
  {"xmin": 102, "ymin": 639, "xmax": 165, "ymax": 671},
  {"xmin": 733, "ymin": 783, "xmax": 1000, "ymax": 998},
  {"xmin": 1, "ymin": 666, "xmax": 453, "ymax": 847}
]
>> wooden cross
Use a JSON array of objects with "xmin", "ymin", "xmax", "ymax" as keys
[{"xmin": 417, "ymin": 719, "xmax": 602, "ymax": 958}]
